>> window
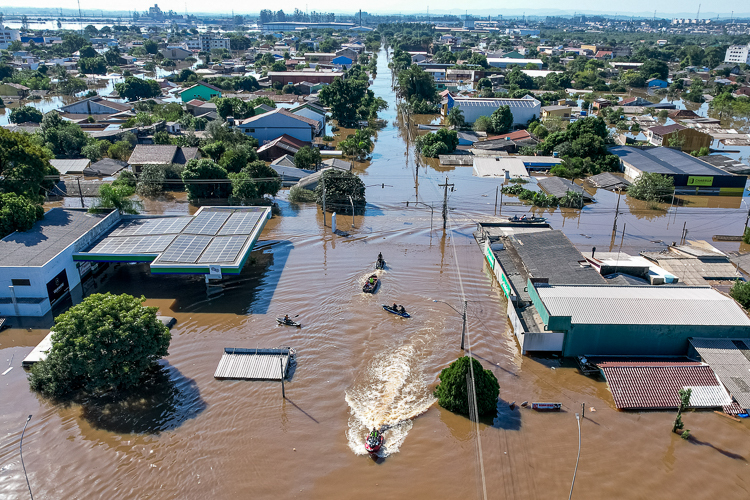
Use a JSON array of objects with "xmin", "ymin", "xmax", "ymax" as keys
[{"xmin": 12, "ymin": 279, "xmax": 31, "ymax": 286}]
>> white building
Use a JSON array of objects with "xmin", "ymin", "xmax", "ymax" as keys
[
  {"xmin": 445, "ymin": 95, "xmax": 541, "ymax": 126},
  {"xmin": 0, "ymin": 29, "xmax": 20, "ymax": 50},
  {"xmin": 188, "ymin": 34, "xmax": 231, "ymax": 52},
  {"xmin": 725, "ymin": 44, "xmax": 750, "ymax": 64}
]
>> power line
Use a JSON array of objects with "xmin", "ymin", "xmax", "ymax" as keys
[
  {"xmin": 568, "ymin": 412, "xmax": 582, "ymax": 500},
  {"xmin": 20, "ymin": 415, "xmax": 33, "ymax": 500}
]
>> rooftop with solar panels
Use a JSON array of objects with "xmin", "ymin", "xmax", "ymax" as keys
[{"xmin": 73, "ymin": 206, "xmax": 272, "ymax": 275}]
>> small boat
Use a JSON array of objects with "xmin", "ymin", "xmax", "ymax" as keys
[
  {"xmin": 531, "ymin": 402, "xmax": 562, "ymax": 412},
  {"xmin": 376, "ymin": 258, "xmax": 386, "ymax": 270},
  {"xmin": 276, "ymin": 317, "xmax": 301, "ymax": 328},
  {"xmin": 382, "ymin": 305, "xmax": 410, "ymax": 318},
  {"xmin": 508, "ymin": 215, "xmax": 547, "ymax": 223},
  {"xmin": 363, "ymin": 275, "xmax": 379, "ymax": 294},
  {"xmin": 364, "ymin": 432, "xmax": 384, "ymax": 454}
]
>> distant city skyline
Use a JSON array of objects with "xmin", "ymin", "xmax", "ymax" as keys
[{"xmin": 0, "ymin": 1, "xmax": 748, "ymax": 19}]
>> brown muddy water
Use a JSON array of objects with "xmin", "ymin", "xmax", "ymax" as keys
[{"xmin": 2, "ymin": 50, "xmax": 750, "ymax": 499}]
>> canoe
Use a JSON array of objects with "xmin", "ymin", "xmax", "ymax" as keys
[
  {"xmin": 382, "ymin": 305, "xmax": 410, "ymax": 318},
  {"xmin": 277, "ymin": 317, "xmax": 301, "ymax": 328},
  {"xmin": 363, "ymin": 275, "xmax": 379, "ymax": 293},
  {"xmin": 531, "ymin": 402, "xmax": 561, "ymax": 412}
]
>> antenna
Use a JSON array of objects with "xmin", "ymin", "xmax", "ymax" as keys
[
  {"xmin": 696, "ymin": 4, "xmax": 700, "ymax": 21},
  {"xmin": 77, "ymin": 0, "xmax": 83, "ymax": 35}
]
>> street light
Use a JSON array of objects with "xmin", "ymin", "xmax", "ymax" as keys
[{"xmin": 433, "ymin": 299, "xmax": 467, "ymax": 350}]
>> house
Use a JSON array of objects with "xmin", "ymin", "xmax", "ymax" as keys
[
  {"xmin": 58, "ymin": 97, "xmax": 132, "ymax": 116},
  {"xmin": 127, "ymin": 145, "xmax": 201, "ymax": 173},
  {"xmin": 237, "ymin": 108, "xmax": 320, "ymax": 144},
  {"xmin": 646, "ymin": 78, "xmax": 668, "ymax": 88},
  {"xmin": 256, "ymin": 134, "xmax": 311, "ymax": 161},
  {"xmin": 267, "ymin": 71, "xmax": 343, "ymax": 86},
  {"xmin": 331, "ymin": 56, "xmax": 353, "ymax": 69},
  {"xmin": 83, "ymin": 158, "xmax": 129, "ymax": 177},
  {"xmin": 178, "ymin": 81, "xmax": 223, "ymax": 103},
  {"xmin": 540, "ymin": 105, "xmax": 571, "ymax": 120},
  {"xmin": 619, "ymin": 96, "xmax": 652, "ymax": 107},
  {"xmin": 425, "ymin": 68, "xmax": 447, "ymax": 81},
  {"xmin": 594, "ymin": 50, "xmax": 612, "ymax": 59},
  {"xmin": 734, "ymin": 87, "xmax": 750, "ymax": 97},
  {"xmin": 444, "ymin": 95, "xmax": 541, "ymax": 125},
  {"xmin": 714, "ymin": 63, "xmax": 741, "ymax": 75},
  {"xmin": 289, "ymin": 102, "xmax": 327, "ymax": 131},
  {"xmin": 335, "ymin": 48, "xmax": 358, "ymax": 61},
  {"xmin": 160, "ymin": 46, "xmax": 192, "ymax": 60},
  {"xmin": 294, "ymin": 81, "xmax": 322, "ymax": 95},
  {"xmin": 592, "ymin": 98, "xmax": 612, "ymax": 110},
  {"xmin": 668, "ymin": 109, "xmax": 701, "ymax": 120},
  {"xmin": 644, "ymin": 124, "xmax": 711, "ymax": 151},
  {"xmin": 185, "ymin": 99, "xmax": 216, "ymax": 116},
  {"xmin": 49, "ymin": 159, "xmax": 91, "ymax": 175},
  {"xmin": 487, "ymin": 57, "xmax": 543, "ymax": 69},
  {"xmin": 270, "ymin": 154, "xmax": 315, "ymax": 185},
  {"xmin": 0, "ymin": 82, "xmax": 30, "ymax": 98},
  {"xmin": 166, "ymin": 122, "xmax": 181, "ymax": 134}
]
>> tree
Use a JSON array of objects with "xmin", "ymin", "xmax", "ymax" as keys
[
  {"xmin": 489, "ymin": 105, "xmax": 514, "ymax": 135},
  {"xmin": 730, "ymin": 279, "xmax": 750, "ymax": 309},
  {"xmin": 446, "ymin": 107, "xmax": 466, "ymax": 129},
  {"xmin": 79, "ymin": 45, "xmax": 98, "ymax": 58},
  {"xmin": 104, "ymin": 48, "xmax": 122, "ymax": 66},
  {"xmin": 339, "ymin": 129, "xmax": 374, "ymax": 160},
  {"xmin": 319, "ymin": 77, "xmax": 379, "ymax": 126},
  {"xmin": 628, "ymin": 172, "xmax": 674, "ymax": 202},
  {"xmin": 115, "ymin": 77, "xmax": 161, "ymax": 101},
  {"xmin": 181, "ymin": 158, "xmax": 232, "ymax": 200},
  {"xmin": 507, "ymin": 67, "xmax": 533, "ymax": 89},
  {"xmin": 271, "ymin": 60, "xmax": 287, "ymax": 72},
  {"xmin": 396, "ymin": 64, "xmax": 438, "ymax": 106},
  {"xmin": 153, "ymin": 130, "xmax": 172, "ymax": 145},
  {"xmin": 294, "ymin": 146, "xmax": 321, "ymax": 170},
  {"xmin": 107, "ymin": 140, "xmax": 134, "ymax": 161},
  {"xmin": 434, "ymin": 356, "xmax": 499, "ymax": 417},
  {"xmin": 144, "ymin": 39, "xmax": 159, "ymax": 54},
  {"xmin": 473, "ymin": 116, "xmax": 491, "ymax": 132},
  {"xmin": 78, "ymin": 57, "xmax": 107, "ymax": 75},
  {"xmin": 136, "ymin": 165, "xmax": 167, "ymax": 198},
  {"xmin": 672, "ymin": 388, "xmax": 692, "ymax": 439},
  {"xmin": 315, "ymin": 169, "xmax": 366, "ymax": 213},
  {"xmin": 9, "ymin": 105, "xmax": 43, "ymax": 124},
  {"xmin": 82, "ymin": 139, "xmax": 111, "ymax": 161},
  {"xmin": 214, "ymin": 97, "xmax": 253, "ymax": 120},
  {"xmin": 416, "ymin": 128, "xmax": 458, "ymax": 157},
  {"xmin": 28, "ymin": 293, "xmax": 171, "ymax": 398},
  {"xmin": 639, "ymin": 60, "xmax": 669, "ymax": 81},
  {"xmin": 242, "ymin": 160, "xmax": 281, "ymax": 197},
  {"xmin": 0, "ymin": 128, "xmax": 52, "ymax": 199},
  {"xmin": 0, "ymin": 192, "xmax": 44, "ymax": 238},
  {"xmin": 228, "ymin": 170, "xmax": 259, "ymax": 204},
  {"xmin": 89, "ymin": 183, "xmax": 142, "ymax": 214}
]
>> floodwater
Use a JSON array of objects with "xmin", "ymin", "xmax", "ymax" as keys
[{"xmin": 3, "ymin": 49, "xmax": 750, "ymax": 499}]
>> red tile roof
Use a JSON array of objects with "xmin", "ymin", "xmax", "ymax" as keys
[
  {"xmin": 599, "ymin": 362, "xmax": 729, "ymax": 410},
  {"xmin": 257, "ymin": 134, "xmax": 309, "ymax": 153},
  {"xmin": 485, "ymin": 130, "xmax": 533, "ymax": 141}
]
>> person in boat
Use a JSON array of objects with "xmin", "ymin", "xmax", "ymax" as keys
[
  {"xmin": 521, "ymin": 214, "xmax": 526, "ymax": 220},
  {"xmin": 377, "ymin": 252, "xmax": 383, "ymax": 262},
  {"xmin": 284, "ymin": 315, "xmax": 290, "ymax": 323},
  {"xmin": 369, "ymin": 428, "xmax": 379, "ymax": 440},
  {"xmin": 392, "ymin": 303, "xmax": 398, "ymax": 311},
  {"xmin": 399, "ymin": 305, "xmax": 406, "ymax": 314},
  {"xmin": 369, "ymin": 276, "xmax": 375, "ymax": 285}
]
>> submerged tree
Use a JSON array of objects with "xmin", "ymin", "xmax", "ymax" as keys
[
  {"xmin": 434, "ymin": 356, "xmax": 499, "ymax": 417},
  {"xmin": 314, "ymin": 169, "xmax": 366, "ymax": 213},
  {"xmin": 672, "ymin": 388, "xmax": 692, "ymax": 439}
]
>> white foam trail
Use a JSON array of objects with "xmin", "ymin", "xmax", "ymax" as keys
[{"xmin": 345, "ymin": 343, "xmax": 436, "ymax": 457}]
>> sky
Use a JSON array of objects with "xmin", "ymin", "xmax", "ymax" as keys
[{"xmin": 0, "ymin": 1, "xmax": 746, "ymax": 18}]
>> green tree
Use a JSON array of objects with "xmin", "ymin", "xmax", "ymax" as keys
[
  {"xmin": 78, "ymin": 57, "xmax": 107, "ymax": 75},
  {"xmin": 0, "ymin": 128, "xmax": 52, "ymax": 198},
  {"xmin": 473, "ymin": 116, "xmax": 491, "ymax": 132},
  {"xmin": 144, "ymin": 39, "xmax": 159, "ymax": 54},
  {"xmin": 136, "ymin": 165, "xmax": 167, "ymax": 198},
  {"xmin": 89, "ymin": 183, "xmax": 142, "ymax": 214},
  {"xmin": 0, "ymin": 192, "xmax": 44, "ymax": 238},
  {"xmin": 416, "ymin": 128, "xmax": 459, "ymax": 157},
  {"xmin": 730, "ymin": 279, "xmax": 750, "ymax": 309},
  {"xmin": 639, "ymin": 60, "xmax": 669, "ymax": 80},
  {"xmin": 339, "ymin": 129, "xmax": 375, "ymax": 160},
  {"xmin": 9, "ymin": 105, "xmax": 43, "ymax": 124},
  {"xmin": 242, "ymin": 160, "xmax": 281, "ymax": 197},
  {"xmin": 315, "ymin": 169, "xmax": 366, "ymax": 213},
  {"xmin": 319, "ymin": 77, "xmax": 378, "ymax": 126},
  {"xmin": 115, "ymin": 77, "xmax": 161, "ymax": 101},
  {"xmin": 81, "ymin": 139, "xmax": 111, "ymax": 161},
  {"xmin": 28, "ymin": 293, "xmax": 171, "ymax": 398},
  {"xmin": 396, "ymin": 64, "xmax": 438, "ymax": 106},
  {"xmin": 104, "ymin": 47, "xmax": 122, "ymax": 66},
  {"xmin": 153, "ymin": 130, "xmax": 172, "ymax": 145},
  {"xmin": 228, "ymin": 170, "xmax": 259, "ymax": 204},
  {"xmin": 489, "ymin": 105, "xmax": 513, "ymax": 134},
  {"xmin": 446, "ymin": 107, "xmax": 466, "ymax": 129},
  {"xmin": 107, "ymin": 140, "xmax": 134, "ymax": 161},
  {"xmin": 672, "ymin": 388, "xmax": 692, "ymax": 439},
  {"xmin": 214, "ymin": 97, "xmax": 253, "ymax": 120},
  {"xmin": 79, "ymin": 44, "xmax": 98, "ymax": 58},
  {"xmin": 271, "ymin": 60, "xmax": 287, "ymax": 72},
  {"xmin": 434, "ymin": 356, "xmax": 499, "ymax": 417},
  {"xmin": 201, "ymin": 141, "xmax": 226, "ymax": 162},
  {"xmin": 181, "ymin": 158, "xmax": 231, "ymax": 200},
  {"xmin": 294, "ymin": 146, "xmax": 321, "ymax": 170},
  {"xmin": 628, "ymin": 172, "xmax": 674, "ymax": 202}
]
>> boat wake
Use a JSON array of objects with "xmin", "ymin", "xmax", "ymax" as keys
[{"xmin": 345, "ymin": 343, "xmax": 436, "ymax": 457}]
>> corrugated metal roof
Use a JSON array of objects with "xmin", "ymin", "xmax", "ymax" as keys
[
  {"xmin": 453, "ymin": 97, "xmax": 540, "ymax": 108},
  {"xmin": 214, "ymin": 348, "xmax": 291, "ymax": 380},
  {"xmin": 611, "ymin": 146, "xmax": 730, "ymax": 177},
  {"xmin": 535, "ymin": 285, "xmax": 750, "ymax": 326},
  {"xmin": 690, "ymin": 338, "xmax": 750, "ymax": 410},
  {"xmin": 599, "ymin": 363, "xmax": 731, "ymax": 409}
]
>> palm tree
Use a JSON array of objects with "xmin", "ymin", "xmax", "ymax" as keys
[
  {"xmin": 446, "ymin": 107, "xmax": 465, "ymax": 129},
  {"xmin": 340, "ymin": 129, "xmax": 374, "ymax": 161}
]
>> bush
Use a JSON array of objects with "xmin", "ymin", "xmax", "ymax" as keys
[
  {"xmin": 434, "ymin": 356, "xmax": 499, "ymax": 417},
  {"xmin": 289, "ymin": 184, "xmax": 317, "ymax": 203},
  {"xmin": 628, "ymin": 172, "xmax": 674, "ymax": 202},
  {"xmin": 9, "ymin": 105, "xmax": 43, "ymax": 124},
  {"xmin": 417, "ymin": 128, "xmax": 458, "ymax": 158},
  {"xmin": 136, "ymin": 165, "xmax": 167, "ymax": 198},
  {"xmin": 181, "ymin": 159, "xmax": 231, "ymax": 200},
  {"xmin": 294, "ymin": 146, "xmax": 321, "ymax": 170},
  {"xmin": 89, "ymin": 183, "xmax": 142, "ymax": 214},
  {"xmin": 0, "ymin": 193, "xmax": 44, "ymax": 238},
  {"xmin": 28, "ymin": 293, "xmax": 171, "ymax": 398},
  {"xmin": 315, "ymin": 169, "xmax": 366, "ymax": 213},
  {"xmin": 730, "ymin": 280, "xmax": 750, "ymax": 309},
  {"xmin": 108, "ymin": 140, "xmax": 134, "ymax": 161},
  {"xmin": 473, "ymin": 116, "xmax": 491, "ymax": 132},
  {"xmin": 113, "ymin": 170, "xmax": 136, "ymax": 188}
]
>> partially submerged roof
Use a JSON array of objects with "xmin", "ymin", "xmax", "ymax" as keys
[
  {"xmin": 128, "ymin": 145, "xmax": 178, "ymax": 165},
  {"xmin": 49, "ymin": 158, "xmax": 91, "ymax": 175},
  {"xmin": 0, "ymin": 209, "xmax": 112, "ymax": 267},
  {"xmin": 690, "ymin": 338, "xmax": 750, "ymax": 411},
  {"xmin": 84, "ymin": 158, "xmax": 129, "ymax": 177},
  {"xmin": 700, "ymin": 155, "xmax": 750, "ymax": 175},
  {"xmin": 647, "ymin": 123, "xmax": 686, "ymax": 136},
  {"xmin": 587, "ymin": 172, "xmax": 631, "ymax": 190},
  {"xmin": 537, "ymin": 176, "xmax": 593, "ymax": 201},
  {"xmin": 610, "ymin": 146, "xmax": 732, "ymax": 177}
]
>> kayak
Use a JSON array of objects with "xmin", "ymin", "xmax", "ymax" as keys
[
  {"xmin": 382, "ymin": 305, "xmax": 410, "ymax": 318},
  {"xmin": 376, "ymin": 258, "xmax": 386, "ymax": 270},
  {"xmin": 365, "ymin": 433, "xmax": 384, "ymax": 454},
  {"xmin": 363, "ymin": 275, "xmax": 379, "ymax": 293},
  {"xmin": 277, "ymin": 317, "xmax": 301, "ymax": 328}
]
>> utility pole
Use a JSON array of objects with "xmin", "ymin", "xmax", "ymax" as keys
[
  {"xmin": 494, "ymin": 186, "xmax": 499, "ymax": 215},
  {"xmin": 322, "ymin": 177, "xmax": 326, "ymax": 227},
  {"xmin": 460, "ymin": 299, "xmax": 467, "ymax": 350},
  {"xmin": 612, "ymin": 188, "xmax": 621, "ymax": 234},
  {"xmin": 280, "ymin": 356, "xmax": 285, "ymax": 398},
  {"xmin": 744, "ymin": 205, "xmax": 750, "ymax": 229},
  {"xmin": 76, "ymin": 177, "xmax": 85, "ymax": 207},
  {"xmin": 439, "ymin": 176, "xmax": 454, "ymax": 230}
]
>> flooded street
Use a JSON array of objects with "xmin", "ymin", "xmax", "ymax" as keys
[{"xmin": 2, "ymin": 49, "xmax": 750, "ymax": 499}]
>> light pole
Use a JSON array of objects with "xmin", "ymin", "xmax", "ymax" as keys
[{"xmin": 433, "ymin": 299, "xmax": 467, "ymax": 350}]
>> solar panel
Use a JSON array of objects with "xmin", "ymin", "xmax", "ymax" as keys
[
  {"xmin": 183, "ymin": 211, "xmax": 231, "ymax": 235},
  {"xmin": 89, "ymin": 235, "xmax": 176, "ymax": 254},
  {"xmin": 198, "ymin": 235, "xmax": 249, "ymax": 263},
  {"xmin": 110, "ymin": 217, "xmax": 192, "ymax": 237},
  {"xmin": 158, "ymin": 235, "xmax": 212, "ymax": 263},
  {"xmin": 218, "ymin": 210, "xmax": 264, "ymax": 235}
]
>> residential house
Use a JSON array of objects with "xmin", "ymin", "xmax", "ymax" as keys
[
  {"xmin": 646, "ymin": 78, "xmax": 669, "ymax": 88},
  {"xmin": 0, "ymin": 82, "xmax": 30, "ymax": 98},
  {"xmin": 58, "ymin": 97, "xmax": 132, "ymax": 116},
  {"xmin": 426, "ymin": 68, "xmax": 447, "ymax": 81},
  {"xmin": 619, "ymin": 96, "xmax": 653, "ymax": 107},
  {"xmin": 178, "ymin": 81, "xmax": 223, "ymax": 103},
  {"xmin": 237, "ymin": 108, "xmax": 320, "ymax": 144},
  {"xmin": 127, "ymin": 145, "xmax": 201, "ymax": 173},
  {"xmin": 331, "ymin": 56, "xmax": 353, "ymax": 69},
  {"xmin": 668, "ymin": 109, "xmax": 701, "ymax": 120},
  {"xmin": 256, "ymin": 134, "xmax": 311, "ymax": 162},
  {"xmin": 289, "ymin": 102, "xmax": 327, "ymax": 131},
  {"xmin": 487, "ymin": 57, "xmax": 543, "ymax": 69},
  {"xmin": 592, "ymin": 98, "xmax": 612, "ymax": 110},
  {"xmin": 645, "ymin": 124, "xmax": 712, "ymax": 151},
  {"xmin": 335, "ymin": 48, "xmax": 359, "ymax": 61},
  {"xmin": 160, "ymin": 46, "xmax": 192, "ymax": 61},
  {"xmin": 267, "ymin": 71, "xmax": 343, "ymax": 86},
  {"xmin": 541, "ymin": 105, "xmax": 572, "ymax": 120}
]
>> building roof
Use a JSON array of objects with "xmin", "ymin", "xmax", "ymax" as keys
[
  {"xmin": 186, "ymin": 98, "xmax": 209, "ymax": 107},
  {"xmin": 485, "ymin": 130, "xmax": 535, "ymax": 142},
  {"xmin": 535, "ymin": 284, "xmax": 750, "ymax": 326},
  {"xmin": 648, "ymin": 123, "xmax": 686, "ymax": 136},
  {"xmin": 83, "ymin": 158, "xmax": 129, "ymax": 177},
  {"xmin": 173, "ymin": 147, "xmax": 200, "ymax": 165},
  {"xmin": 321, "ymin": 158, "xmax": 352, "ymax": 171},
  {"xmin": 179, "ymin": 80, "xmax": 223, "ymax": 94},
  {"xmin": 537, "ymin": 176, "xmax": 593, "ymax": 201},
  {"xmin": 128, "ymin": 145, "xmax": 178, "ymax": 165},
  {"xmin": 610, "ymin": 146, "xmax": 731, "ymax": 177},
  {"xmin": 240, "ymin": 107, "xmax": 319, "ymax": 127},
  {"xmin": 599, "ymin": 362, "xmax": 731, "ymax": 409},
  {"xmin": 0, "ymin": 208, "xmax": 111, "ymax": 267},
  {"xmin": 699, "ymin": 155, "xmax": 750, "ymax": 175},
  {"xmin": 668, "ymin": 109, "xmax": 700, "ymax": 119},
  {"xmin": 59, "ymin": 96, "xmax": 131, "ymax": 113},
  {"xmin": 49, "ymin": 158, "xmax": 91, "ymax": 175},
  {"xmin": 586, "ymin": 172, "xmax": 631, "ymax": 190},
  {"xmin": 690, "ymin": 338, "xmax": 750, "ymax": 411},
  {"xmin": 509, "ymin": 230, "xmax": 606, "ymax": 285},
  {"xmin": 267, "ymin": 71, "xmax": 344, "ymax": 77},
  {"xmin": 451, "ymin": 96, "xmax": 541, "ymax": 108},
  {"xmin": 256, "ymin": 134, "xmax": 309, "ymax": 154}
]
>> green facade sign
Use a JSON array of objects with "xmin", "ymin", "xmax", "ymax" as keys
[{"xmin": 687, "ymin": 176, "xmax": 713, "ymax": 187}]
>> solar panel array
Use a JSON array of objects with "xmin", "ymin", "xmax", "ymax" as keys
[
  {"xmin": 198, "ymin": 235, "xmax": 249, "ymax": 263},
  {"xmin": 89, "ymin": 235, "xmax": 176, "ymax": 254},
  {"xmin": 158, "ymin": 235, "xmax": 213, "ymax": 263},
  {"xmin": 83, "ymin": 207, "xmax": 268, "ymax": 266},
  {"xmin": 110, "ymin": 217, "xmax": 192, "ymax": 237}
]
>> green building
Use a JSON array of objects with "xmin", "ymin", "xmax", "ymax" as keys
[
  {"xmin": 179, "ymin": 81, "xmax": 223, "ymax": 103},
  {"xmin": 528, "ymin": 280, "xmax": 750, "ymax": 357}
]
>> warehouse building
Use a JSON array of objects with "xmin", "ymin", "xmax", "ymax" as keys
[
  {"xmin": 528, "ymin": 282, "xmax": 750, "ymax": 357},
  {"xmin": 611, "ymin": 146, "xmax": 747, "ymax": 195},
  {"xmin": 444, "ymin": 95, "xmax": 541, "ymax": 126}
]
